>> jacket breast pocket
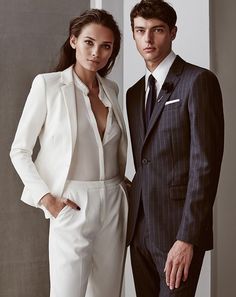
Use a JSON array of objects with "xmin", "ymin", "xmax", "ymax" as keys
[
  {"xmin": 163, "ymin": 101, "xmax": 181, "ymax": 111},
  {"xmin": 159, "ymin": 104, "xmax": 182, "ymax": 132},
  {"xmin": 169, "ymin": 185, "xmax": 187, "ymax": 200}
]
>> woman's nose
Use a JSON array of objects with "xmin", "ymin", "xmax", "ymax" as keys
[{"xmin": 92, "ymin": 46, "xmax": 99, "ymax": 57}]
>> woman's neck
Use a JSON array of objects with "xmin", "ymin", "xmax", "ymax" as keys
[{"xmin": 73, "ymin": 63, "xmax": 98, "ymax": 90}]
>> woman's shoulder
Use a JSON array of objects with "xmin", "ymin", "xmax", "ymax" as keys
[
  {"xmin": 31, "ymin": 70, "xmax": 65, "ymax": 91},
  {"xmin": 35, "ymin": 70, "xmax": 61, "ymax": 82}
]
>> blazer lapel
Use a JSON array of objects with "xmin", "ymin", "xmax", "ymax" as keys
[
  {"xmin": 60, "ymin": 66, "xmax": 77, "ymax": 157},
  {"xmin": 136, "ymin": 78, "xmax": 146, "ymax": 142},
  {"xmin": 98, "ymin": 75, "xmax": 127, "ymax": 136},
  {"xmin": 144, "ymin": 56, "xmax": 184, "ymax": 143},
  {"xmin": 98, "ymin": 75, "xmax": 128, "ymax": 175},
  {"xmin": 130, "ymin": 77, "xmax": 145, "ymax": 142}
]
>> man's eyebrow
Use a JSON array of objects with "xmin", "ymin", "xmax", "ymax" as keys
[
  {"xmin": 151, "ymin": 25, "xmax": 165, "ymax": 29},
  {"xmin": 134, "ymin": 26, "xmax": 145, "ymax": 29},
  {"xmin": 134, "ymin": 25, "xmax": 165, "ymax": 29}
]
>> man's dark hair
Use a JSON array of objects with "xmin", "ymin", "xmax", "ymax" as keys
[{"xmin": 130, "ymin": 0, "xmax": 177, "ymax": 31}]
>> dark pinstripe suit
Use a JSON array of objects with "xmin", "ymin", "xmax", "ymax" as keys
[{"xmin": 126, "ymin": 56, "xmax": 224, "ymax": 296}]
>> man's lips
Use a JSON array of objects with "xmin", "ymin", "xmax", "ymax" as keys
[{"xmin": 143, "ymin": 47, "xmax": 155, "ymax": 52}]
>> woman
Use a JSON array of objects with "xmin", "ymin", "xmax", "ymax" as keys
[{"xmin": 10, "ymin": 9, "xmax": 128, "ymax": 297}]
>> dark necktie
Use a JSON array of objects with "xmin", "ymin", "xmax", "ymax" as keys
[{"xmin": 145, "ymin": 74, "xmax": 156, "ymax": 126}]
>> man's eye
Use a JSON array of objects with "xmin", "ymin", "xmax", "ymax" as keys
[
  {"xmin": 136, "ymin": 29, "xmax": 144, "ymax": 33},
  {"xmin": 154, "ymin": 28, "xmax": 164, "ymax": 33}
]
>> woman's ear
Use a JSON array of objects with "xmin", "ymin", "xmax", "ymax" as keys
[{"xmin": 70, "ymin": 35, "xmax": 77, "ymax": 49}]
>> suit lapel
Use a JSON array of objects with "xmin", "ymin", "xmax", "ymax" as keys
[
  {"xmin": 138, "ymin": 79, "xmax": 146, "ymax": 142},
  {"xmin": 132, "ymin": 77, "xmax": 146, "ymax": 142},
  {"xmin": 144, "ymin": 56, "xmax": 185, "ymax": 143},
  {"xmin": 60, "ymin": 66, "xmax": 77, "ymax": 157}
]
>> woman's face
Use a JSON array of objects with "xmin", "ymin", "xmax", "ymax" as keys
[{"xmin": 70, "ymin": 23, "xmax": 114, "ymax": 73}]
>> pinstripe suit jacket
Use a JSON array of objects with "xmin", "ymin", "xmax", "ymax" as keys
[{"xmin": 126, "ymin": 55, "xmax": 224, "ymax": 252}]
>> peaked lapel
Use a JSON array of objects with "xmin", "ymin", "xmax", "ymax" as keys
[
  {"xmin": 143, "ymin": 56, "xmax": 185, "ymax": 144},
  {"xmin": 60, "ymin": 66, "xmax": 77, "ymax": 157},
  {"xmin": 136, "ymin": 78, "xmax": 146, "ymax": 142},
  {"xmin": 130, "ymin": 77, "xmax": 146, "ymax": 143}
]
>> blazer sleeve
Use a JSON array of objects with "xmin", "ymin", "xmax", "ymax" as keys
[
  {"xmin": 10, "ymin": 74, "xmax": 50, "ymax": 207},
  {"xmin": 176, "ymin": 70, "xmax": 224, "ymax": 247}
]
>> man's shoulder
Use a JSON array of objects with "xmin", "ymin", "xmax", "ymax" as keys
[
  {"xmin": 178, "ymin": 56, "xmax": 215, "ymax": 77},
  {"xmin": 175, "ymin": 56, "xmax": 218, "ymax": 84},
  {"xmin": 127, "ymin": 76, "xmax": 145, "ymax": 95}
]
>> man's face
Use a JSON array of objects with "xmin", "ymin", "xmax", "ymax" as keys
[{"xmin": 133, "ymin": 17, "xmax": 177, "ymax": 71}]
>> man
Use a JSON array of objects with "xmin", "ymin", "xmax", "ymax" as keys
[{"xmin": 126, "ymin": 1, "xmax": 224, "ymax": 296}]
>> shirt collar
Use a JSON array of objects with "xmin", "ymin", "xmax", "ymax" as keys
[
  {"xmin": 73, "ymin": 70, "xmax": 111, "ymax": 108},
  {"xmin": 145, "ymin": 51, "xmax": 176, "ymax": 91},
  {"xmin": 73, "ymin": 70, "xmax": 89, "ymax": 94}
]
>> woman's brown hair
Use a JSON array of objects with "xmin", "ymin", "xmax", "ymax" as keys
[{"xmin": 55, "ymin": 9, "xmax": 121, "ymax": 77}]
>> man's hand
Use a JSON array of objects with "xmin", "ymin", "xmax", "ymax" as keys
[
  {"xmin": 164, "ymin": 240, "xmax": 193, "ymax": 290},
  {"xmin": 40, "ymin": 193, "xmax": 80, "ymax": 218}
]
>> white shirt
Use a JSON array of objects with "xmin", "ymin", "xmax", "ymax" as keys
[
  {"xmin": 67, "ymin": 72, "xmax": 121, "ymax": 181},
  {"xmin": 145, "ymin": 51, "xmax": 176, "ymax": 106}
]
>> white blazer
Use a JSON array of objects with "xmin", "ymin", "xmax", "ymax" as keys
[{"xmin": 10, "ymin": 66, "xmax": 127, "ymax": 215}]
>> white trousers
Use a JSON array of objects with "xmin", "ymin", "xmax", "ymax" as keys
[{"xmin": 48, "ymin": 177, "xmax": 128, "ymax": 297}]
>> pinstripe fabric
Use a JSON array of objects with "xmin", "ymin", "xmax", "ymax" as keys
[{"xmin": 126, "ymin": 55, "xmax": 224, "ymax": 253}]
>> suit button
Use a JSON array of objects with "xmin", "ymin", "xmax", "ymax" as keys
[{"xmin": 142, "ymin": 158, "xmax": 148, "ymax": 165}]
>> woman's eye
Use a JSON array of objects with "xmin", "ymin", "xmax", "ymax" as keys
[
  {"xmin": 103, "ymin": 44, "xmax": 111, "ymax": 50},
  {"xmin": 85, "ymin": 40, "xmax": 93, "ymax": 45}
]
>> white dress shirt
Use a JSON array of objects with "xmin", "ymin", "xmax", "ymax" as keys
[
  {"xmin": 67, "ymin": 71, "xmax": 121, "ymax": 181},
  {"xmin": 145, "ymin": 51, "xmax": 176, "ymax": 106}
]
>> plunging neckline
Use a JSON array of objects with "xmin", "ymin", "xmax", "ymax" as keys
[{"xmin": 88, "ymin": 93, "xmax": 109, "ymax": 141}]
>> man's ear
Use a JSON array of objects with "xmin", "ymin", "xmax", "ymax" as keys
[
  {"xmin": 70, "ymin": 35, "xmax": 77, "ymax": 49},
  {"xmin": 171, "ymin": 26, "xmax": 177, "ymax": 41}
]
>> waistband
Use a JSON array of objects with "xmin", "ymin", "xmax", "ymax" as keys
[{"xmin": 65, "ymin": 176, "xmax": 123, "ymax": 190}]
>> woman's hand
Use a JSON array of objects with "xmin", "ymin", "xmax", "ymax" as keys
[
  {"xmin": 40, "ymin": 193, "xmax": 80, "ymax": 218},
  {"xmin": 124, "ymin": 177, "xmax": 132, "ymax": 189}
]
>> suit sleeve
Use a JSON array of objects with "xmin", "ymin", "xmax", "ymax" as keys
[
  {"xmin": 176, "ymin": 70, "xmax": 224, "ymax": 247},
  {"xmin": 10, "ymin": 75, "xmax": 50, "ymax": 207}
]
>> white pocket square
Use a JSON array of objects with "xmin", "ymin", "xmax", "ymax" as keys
[{"xmin": 165, "ymin": 99, "xmax": 180, "ymax": 105}]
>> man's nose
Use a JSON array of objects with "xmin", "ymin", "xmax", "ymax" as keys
[{"xmin": 144, "ymin": 31, "xmax": 153, "ymax": 43}]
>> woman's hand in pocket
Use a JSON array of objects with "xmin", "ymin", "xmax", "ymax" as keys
[{"xmin": 40, "ymin": 193, "xmax": 80, "ymax": 218}]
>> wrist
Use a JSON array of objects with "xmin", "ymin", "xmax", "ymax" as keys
[{"xmin": 40, "ymin": 193, "xmax": 54, "ymax": 208}]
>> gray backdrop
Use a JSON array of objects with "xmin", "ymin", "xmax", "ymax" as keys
[
  {"xmin": 211, "ymin": 0, "xmax": 236, "ymax": 296},
  {"xmin": 0, "ymin": 1, "xmax": 88, "ymax": 296}
]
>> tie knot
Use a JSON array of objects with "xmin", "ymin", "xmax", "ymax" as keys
[{"xmin": 148, "ymin": 74, "xmax": 156, "ymax": 87}]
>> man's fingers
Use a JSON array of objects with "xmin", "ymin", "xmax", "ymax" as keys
[
  {"xmin": 175, "ymin": 264, "xmax": 184, "ymax": 288},
  {"xmin": 166, "ymin": 262, "xmax": 187, "ymax": 290},
  {"xmin": 164, "ymin": 258, "xmax": 172, "ymax": 287},
  {"xmin": 169, "ymin": 263, "xmax": 178, "ymax": 290},
  {"xmin": 183, "ymin": 263, "xmax": 190, "ymax": 282}
]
